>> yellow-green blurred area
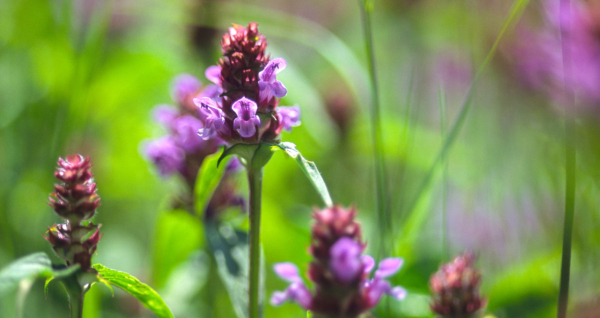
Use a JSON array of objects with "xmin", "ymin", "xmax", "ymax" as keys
[{"xmin": 1, "ymin": 0, "xmax": 600, "ymax": 317}]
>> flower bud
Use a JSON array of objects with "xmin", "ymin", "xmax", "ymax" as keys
[{"xmin": 430, "ymin": 252, "xmax": 486, "ymax": 317}]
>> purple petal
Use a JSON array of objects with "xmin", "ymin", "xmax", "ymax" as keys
[
  {"xmin": 270, "ymin": 81, "xmax": 287, "ymax": 98},
  {"xmin": 145, "ymin": 137, "xmax": 185, "ymax": 176},
  {"xmin": 172, "ymin": 115, "xmax": 204, "ymax": 152},
  {"xmin": 389, "ymin": 286, "xmax": 407, "ymax": 300},
  {"xmin": 362, "ymin": 255, "xmax": 375, "ymax": 275},
  {"xmin": 288, "ymin": 283, "xmax": 312, "ymax": 309},
  {"xmin": 197, "ymin": 127, "xmax": 216, "ymax": 140},
  {"xmin": 270, "ymin": 291, "xmax": 289, "ymax": 306},
  {"xmin": 259, "ymin": 84, "xmax": 274, "ymax": 102},
  {"xmin": 329, "ymin": 237, "xmax": 363, "ymax": 283},
  {"xmin": 375, "ymin": 258, "xmax": 403, "ymax": 278},
  {"xmin": 234, "ymin": 118, "xmax": 257, "ymax": 138},
  {"xmin": 273, "ymin": 263, "xmax": 302, "ymax": 283},
  {"xmin": 205, "ymin": 65, "xmax": 221, "ymax": 84},
  {"xmin": 232, "ymin": 97, "xmax": 258, "ymax": 120},
  {"xmin": 259, "ymin": 58, "xmax": 287, "ymax": 82}
]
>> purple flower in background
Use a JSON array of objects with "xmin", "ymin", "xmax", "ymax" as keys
[
  {"xmin": 258, "ymin": 58, "xmax": 288, "ymax": 101},
  {"xmin": 276, "ymin": 106, "xmax": 301, "ymax": 132},
  {"xmin": 205, "ymin": 65, "xmax": 221, "ymax": 85},
  {"xmin": 193, "ymin": 97, "xmax": 228, "ymax": 140},
  {"xmin": 145, "ymin": 137, "xmax": 185, "ymax": 176},
  {"xmin": 515, "ymin": 1, "xmax": 600, "ymax": 110},
  {"xmin": 199, "ymin": 65, "xmax": 224, "ymax": 103},
  {"xmin": 329, "ymin": 237, "xmax": 363, "ymax": 283},
  {"xmin": 171, "ymin": 74, "xmax": 201, "ymax": 104},
  {"xmin": 172, "ymin": 115, "xmax": 204, "ymax": 152},
  {"xmin": 153, "ymin": 105, "xmax": 178, "ymax": 128},
  {"xmin": 232, "ymin": 97, "xmax": 261, "ymax": 138}
]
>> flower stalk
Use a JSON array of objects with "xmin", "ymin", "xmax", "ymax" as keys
[{"xmin": 247, "ymin": 167, "xmax": 263, "ymax": 318}]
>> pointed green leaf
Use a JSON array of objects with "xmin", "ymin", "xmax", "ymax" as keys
[
  {"xmin": 93, "ymin": 264, "xmax": 174, "ymax": 318},
  {"xmin": 206, "ymin": 220, "xmax": 265, "ymax": 318},
  {"xmin": 0, "ymin": 252, "xmax": 79, "ymax": 296},
  {"xmin": 270, "ymin": 142, "xmax": 333, "ymax": 207},
  {"xmin": 195, "ymin": 151, "xmax": 231, "ymax": 216}
]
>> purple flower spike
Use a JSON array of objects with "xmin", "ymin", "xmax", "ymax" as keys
[
  {"xmin": 145, "ymin": 137, "xmax": 185, "ymax": 176},
  {"xmin": 193, "ymin": 97, "xmax": 228, "ymax": 140},
  {"xmin": 329, "ymin": 237, "xmax": 363, "ymax": 283},
  {"xmin": 205, "ymin": 65, "xmax": 221, "ymax": 84},
  {"xmin": 232, "ymin": 97, "xmax": 261, "ymax": 138},
  {"xmin": 258, "ymin": 58, "xmax": 288, "ymax": 101},
  {"xmin": 172, "ymin": 74, "xmax": 201, "ymax": 103},
  {"xmin": 172, "ymin": 115, "xmax": 204, "ymax": 152},
  {"xmin": 276, "ymin": 106, "xmax": 301, "ymax": 131}
]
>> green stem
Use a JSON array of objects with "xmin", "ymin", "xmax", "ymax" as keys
[
  {"xmin": 557, "ymin": 0, "xmax": 574, "ymax": 317},
  {"xmin": 64, "ymin": 277, "xmax": 84, "ymax": 318},
  {"xmin": 247, "ymin": 167, "xmax": 263, "ymax": 318},
  {"xmin": 358, "ymin": 0, "xmax": 390, "ymax": 257},
  {"xmin": 437, "ymin": 84, "xmax": 449, "ymax": 259}
]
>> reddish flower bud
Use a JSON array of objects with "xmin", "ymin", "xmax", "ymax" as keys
[
  {"xmin": 46, "ymin": 155, "xmax": 102, "ymax": 271},
  {"xmin": 430, "ymin": 252, "xmax": 486, "ymax": 317}
]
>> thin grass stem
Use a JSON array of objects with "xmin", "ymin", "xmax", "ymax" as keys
[
  {"xmin": 557, "ymin": 0, "xmax": 575, "ymax": 316},
  {"xmin": 437, "ymin": 84, "xmax": 449, "ymax": 259},
  {"xmin": 358, "ymin": 0, "xmax": 390, "ymax": 257}
]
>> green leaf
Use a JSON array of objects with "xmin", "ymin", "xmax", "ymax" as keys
[
  {"xmin": 218, "ymin": 143, "xmax": 260, "ymax": 167},
  {"xmin": 0, "ymin": 252, "xmax": 79, "ymax": 296},
  {"xmin": 151, "ymin": 209, "xmax": 204, "ymax": 289},
  {"xmin": 270, "ymin": 142, "xmax": 333, "ymax": 207},
  {"xmin": 195, "ymin": 150, "xmax": 231, "ymax": 216},
  {"xmin": 206, "ymin": 220, "xmax": 264, "ymax": 318},
  {"xmin": 93, "ymin": 263, "xmax": 174, "ymax": 318}
]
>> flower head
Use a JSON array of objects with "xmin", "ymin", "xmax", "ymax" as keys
[
  {"xmin": 271, "ymin": 206, "xmax": 406, "ymax": 316},
  {"xmin": 430, "ymin": 252, "xmax": 486, "ymax": 317},
  {"xmin": 46, "ymin": 155, "xmax": 102, "ymax": 271}
]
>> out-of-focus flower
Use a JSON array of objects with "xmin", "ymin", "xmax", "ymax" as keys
[
  {"xmin": 46, "ymin": 155, "xmax": 102, "ymax": 271},
  {"xmin": 515, "ymin": 1, "xmax": 600, "ymax": 110},
  {"xmin": 271, "ymin": 206, "xmax": 406, "ymax": 316},
  {"xmin": 430, "ymin": 252, "xmax": 486, "ymax": 317},
  {"xmin": 276, "ymin": 106, "xmax": 301, "ymax": 132},
  {"xmin": 145, "ymin": 136, "xmax": 185, "ymax": 176},
  {"xmin": 171, "ymin": 74, "xmax": 202, "ymax": 105}
]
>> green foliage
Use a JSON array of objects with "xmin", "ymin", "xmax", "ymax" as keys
[
  {"xmin": 0, "ymin": 252, "xmax": 79, "ymax": 296},
  {"xmin": 195, "ymin": 151, "xmax": 231, "ymax": 216},
  {"xmin": 152, "ymin": 210, "xmax": 204, "ymax": 289},
  {"xmin": 93, "ymin": 263, "xmax": 174, "ymax": 318},
  {"xmin": 270, "ymin": 142, "xmax": 333, "ymax": 207}
]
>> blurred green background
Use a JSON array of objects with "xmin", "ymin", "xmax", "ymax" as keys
[{"xmin": 1, "ymin": 0, "xmax": 600, "ymax": 317}]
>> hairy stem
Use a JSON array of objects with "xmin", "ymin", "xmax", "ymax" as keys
[
  {"xmin": 64, "ymin": 278, "xmax": 84, "ymax": 318},
  {"xmin": 358, "ymin": 0, "xmax": 390, "ymax": 257},
  {"xmin": 248, "ymin": 167, "xmax": 263, "ymax": 318}
]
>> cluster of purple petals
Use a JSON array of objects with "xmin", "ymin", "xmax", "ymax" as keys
[
  {"xmin": 192, "ymin": 58, "xmax": 301, "ymax": 142},
  {"xmin": 516, "ymin": 1, "xmax": 600, "ymax": 110},
  {"xmin": 145, "ymin": 73, "xmax": 221, "ymax": 179},
  {"xmin": 270, "ymin": 237, "xmax": 406, "ymax": 313}
]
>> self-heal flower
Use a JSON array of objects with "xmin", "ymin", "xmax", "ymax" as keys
[
  {"xmin": 276, "ymin": 106, "xmax": 301, "ymax": 132},
  {"xmin": 193, "ymin": 97, "xmax": 228, "ymax": 140},
  {"xmin": 232, "ymin": 97, "xmax": 261, "ymax": 138},
  {"xmin": 271, "ymin": 206, "xmax": 406, "ymax": 317},
  {"xmin": 258, "ymin": 58, "xmax": 288, "ymax": 102},
  {"xmin": 172, "ymin": 115, "xmax": 205, "ymax": 152}
]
